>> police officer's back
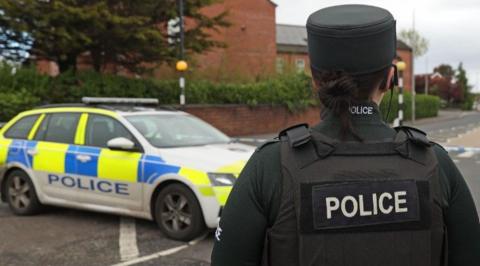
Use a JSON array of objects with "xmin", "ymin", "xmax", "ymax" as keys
[{"xmin": 212, "ymin": 5, "xmax": 480, "ymax": 266}]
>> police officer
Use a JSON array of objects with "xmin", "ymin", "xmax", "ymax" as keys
[{"xmin": 212, "ymin": 4, "xmax": 480, "ymax": 266}]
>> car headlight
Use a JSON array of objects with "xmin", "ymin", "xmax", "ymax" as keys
[{"xmin": 208, "ymin": 173, "xmax": 237, "ymax": 186}]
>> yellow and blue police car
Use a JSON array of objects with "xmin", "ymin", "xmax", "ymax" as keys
[{"xmin": 0, "ymin": 98, "xmax": 254, "ymax": 241}]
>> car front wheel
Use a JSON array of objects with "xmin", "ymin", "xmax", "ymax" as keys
[{"xmin": 155, "ymin": 183, "xmax": 206, "ymax": 241}]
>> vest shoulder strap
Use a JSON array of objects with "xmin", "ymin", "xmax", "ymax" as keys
[
  {"xmin": 394, "ymin": 126, "xmax": 432, "ymax": 147},
  {"xmin": 279, "ymin": 123, "xmax": 312, "ymax": 148},
  {"xmin": 280, "ymin": 124, "xmax": 320, "ymax": 168}
]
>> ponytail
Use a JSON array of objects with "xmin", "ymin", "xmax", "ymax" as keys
[{"xmin": 312, "ymin": 67, "xmax": 390, "ymax": 141}]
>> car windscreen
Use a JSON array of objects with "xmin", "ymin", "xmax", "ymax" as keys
[{"xmin": 125, "ymin": 114, "xmax": 231, "ymax": 148}]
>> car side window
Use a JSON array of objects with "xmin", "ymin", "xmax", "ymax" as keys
[
  {"xmin": 4, "ymin": 115, "xmax": 40, "ymax": 140},
  {"xmin": 34, "ymin": 113, "xmax": 80, "ymax": 144},
  {"xmin": 85, "ymin": 114, "xmax": 135, "ymax": 148}
]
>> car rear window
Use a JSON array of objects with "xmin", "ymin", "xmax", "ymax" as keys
[
  {"xmin": 34, "ymin": 113, "xmax": 80, "ymax": 144},
  {"xmin": 4, "ymin": 115, "xmax": 40, "ymax": 140}
]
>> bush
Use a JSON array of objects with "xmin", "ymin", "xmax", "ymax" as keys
[
  {"xmin": 0, "ymin": 65, "xmax": 439, "ymax": 123},
  {"xmin": 0, "ymin": 66, "xmax": 316, "ymax": 120},
  {"xmin": 0, "ymin": 90, "xmax": 41, "ymax": 121},
  {"xmin": 379, "ymin": 91, "xmax": 440, "ymax": 123},
  {"xmin": 462, "ymin": 94, "xmax": 475, "ymax": 111}
]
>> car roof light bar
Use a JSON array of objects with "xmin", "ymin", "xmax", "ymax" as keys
[{"xmin": 82, "ymin": 97, "xmax": 159, "ymax": 105}]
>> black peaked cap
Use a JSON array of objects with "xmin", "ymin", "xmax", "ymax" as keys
[{"xmin": 307, "ymin": 5, "xmax": 397, "ymax": 75}]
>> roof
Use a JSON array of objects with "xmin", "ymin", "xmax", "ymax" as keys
[
  {"xmin": 35, "ymin": 98, "xmax": 178, "ymax": 113},
  {"xmin": 268, "ymin": 0, "xmax": 278, "ymax": 7},
  {"xmin": 276, "ymin": 24, "xmax": 412, "ymax": 53},
  {"xmin": 276, "ymin": 24, "xmax": 308, "ymax": 53},
  {"xmin": 32, "ymin": 104, "xmax": 179, "ymax": 114},
  {"xmin": 396, "ymin": 40, "xmax": 412, "ymax": 51}
]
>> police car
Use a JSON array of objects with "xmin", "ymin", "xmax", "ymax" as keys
[{"xmin": 0, "ymin": 98, "xmax": 254, "ymax": 241}]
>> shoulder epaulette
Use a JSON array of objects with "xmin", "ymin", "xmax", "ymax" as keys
[
  {"xmin": 256, "ymin": 138, "xmax": 280, "ymax": 152},
  {"xmin": 279, "ymin": 123, "xmax": 311, "ymax": 148}
]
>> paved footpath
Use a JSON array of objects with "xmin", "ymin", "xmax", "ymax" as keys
[{"xmin": 445, "ymin": 127, "xmax": 480, "ymax": 148}]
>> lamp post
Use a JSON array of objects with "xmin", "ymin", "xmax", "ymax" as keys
[
  {"xmin": 397, "ymin": 61, "xmax": 407, "ymax": 126},
  {"xmin": 177, "ymin": 60, "xmax": 188, "ymax": 105},
  {"xmin": 177, "ymin": 0, "xmax": 186, "ymax": 105}
]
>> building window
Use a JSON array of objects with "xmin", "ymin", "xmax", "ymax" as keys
[
  {"xmin": 295, "ymin": 59, "xmax": 305, "ymax": 73},
  {"xmin": 276, "ymin": 57, "xmax": 285, "ymax": 74}
]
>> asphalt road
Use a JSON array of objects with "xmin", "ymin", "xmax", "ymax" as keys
[
  {"xmin": 1, "ymin": 111, "xmax": 480, "ymax": 266},
  {"xmin": 0, "ymin": 205, "xmax": 214, "ymax": 266},
  {"xmin": 410, "ymin": 110, "xmax": 480, "ymax": 144}
]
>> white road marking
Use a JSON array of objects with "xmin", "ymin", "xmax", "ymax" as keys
[
  {"xmin": 112, "ymin": 233, "xmax": 207, "ymax": 266},
  {"xmin": 458, "ymin": 151, "xmax": 475, "ymax": 158},
  {"xmin": 114, "ymin": 245, "xmax": 189, "ymax": 266},
  {"xmin": 119, "ymin": 217, "xmax": 139, "ymax": 262},
  {"xmin": 444, "ymin": 126, "xmax": 480, "ymax": 144},
  {"xmin": 453, "ymin": 159, "xmax": 460, "ymax": 164},
  {"xmin": 236, "ymin": 138, "xmax": 267, "ymax": 143}
]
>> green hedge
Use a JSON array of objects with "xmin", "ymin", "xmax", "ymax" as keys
[
  {"xmin": 462, "ymin": 94, "xmax": 475, "ymax": 111},
  {"xmin": 0, "ymin": 65, "xmax": 316, "ymax": 120},
  {"xmin": 0, "ymin": 90, "xmax": 40, "ymax": 121},
  {"xmin": 0, "ymin": 64, "xmax": 439, "ymax": 123},
  {"xmin": 379, "ymin": 91, "xmax": 440, "ymax": 123}
]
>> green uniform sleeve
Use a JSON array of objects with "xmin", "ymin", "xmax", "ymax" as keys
[
  {"xmin": 211, "ymin": 143, "xmax": 282, "ymax": 266},
  {"xmin": 434, "ymin": 146, "xmax": 480, "ymax": 265}
]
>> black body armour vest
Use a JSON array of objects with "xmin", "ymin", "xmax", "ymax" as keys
[{"xmin": 263, "ymin": 125, "xmax": 447, "ymax": 266}]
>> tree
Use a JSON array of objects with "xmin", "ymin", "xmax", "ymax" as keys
[
  {"xmin": 398, "ymin": 29, "xmax": 429, "ymax": 58},
  {"xmin": 431, "ymin": 63, "xmax": 471, "ymax": 105},
  {"xmin": 0, "ymin": 0, "xmax": 229, "ymax": 74},
  {"xmin": 456, "ymin": 63, "xmax": 470, "ymax": 98},
  {"xmin": 434, "ymin": 64, "xmax": 455, "ymax": 80}
]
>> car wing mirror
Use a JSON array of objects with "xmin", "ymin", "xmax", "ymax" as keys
[{"xmin": 107, "ymin": 137, "xmax": 137, "ymax": 151}]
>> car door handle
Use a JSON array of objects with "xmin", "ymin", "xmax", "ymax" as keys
[
  {"xmin": 76, "ymin": 154, "xmax": 92, "ymax": 163},
  {"xmin": 27, "ymin": 149, "xmax": 38, "ymax": 156}
]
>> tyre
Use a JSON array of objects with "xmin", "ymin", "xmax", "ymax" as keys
[
  {"xmin": 5, "ymin": 169, "xmax": 43, "ymax": 215},
  {"xmin": 154, "ymin": 183, "xmax": 206, "ymax": 241}
]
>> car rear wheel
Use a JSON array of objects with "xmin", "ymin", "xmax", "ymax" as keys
[
  {"xmin": 155, "ymin": 184, "xmax": 206, "ymax": 241},
  {"xmin": 5, "ymin": 170, "xmax": 43, "ymax": 215}
]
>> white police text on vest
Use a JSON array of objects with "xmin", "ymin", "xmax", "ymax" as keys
[
  {"xmin": 325, "ymin": 191, "xmax": 408, "ymax": 219},
  {"xmin": 310, "ymin": 180, "xmax": 420, "ymax": 230},
  {"xmin": 350, "ymin": 105, "xmax": 373, "ymax": 115}
]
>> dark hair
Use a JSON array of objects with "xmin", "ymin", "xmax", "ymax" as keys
[{"xmin": 312, "ymin": 67, "xmax": 391, "ymax": 140}]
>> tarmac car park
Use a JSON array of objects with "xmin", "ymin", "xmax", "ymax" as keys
[{"xmin": 0, "ymin": 98, "xmax": 254, "ymax": 241}]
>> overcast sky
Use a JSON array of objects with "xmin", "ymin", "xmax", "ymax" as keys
[{"xmin": 273, "ymin": 0, "xmax": 480, "ymax": 92}]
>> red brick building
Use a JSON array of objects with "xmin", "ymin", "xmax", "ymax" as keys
[
  {"xmin": 194, "ymin": 0, "xmax": 278, "ymax": 80},
  {"xmin": 37, "ymin": 0, "xmax": 413, "ymax": 91},
  {"xmin": 275, "ymin": 24, "xmax": 413, "ymax": 91},
  {"xmin": 188, "ymin": 0, "xmax": 414, "ymax": 90},
  {"xmin": 395, "ymin": 41, "xmax": 414, "ymax": 91}
]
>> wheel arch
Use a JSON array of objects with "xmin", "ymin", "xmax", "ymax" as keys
[{"xmin": 148, "ymin": 175, "xmax": 220, "ymax": 228}]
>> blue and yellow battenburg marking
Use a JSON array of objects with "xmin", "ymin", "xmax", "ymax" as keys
[
  {"xmin": 0, "ymin": 138, "xmax": 12, "ymax": 166},
  {"xmin": 0, "ymin": 138, "xmax": 242, "ymax": 205}
]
